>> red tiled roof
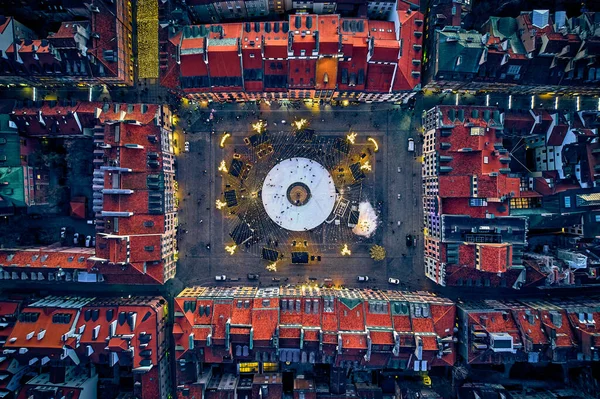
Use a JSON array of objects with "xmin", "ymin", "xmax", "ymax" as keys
[
  {"xmin": 369, "ymin": 330, "xmax": 394, "ymax": 345},
  {"xmin": 0, "ymin": 246, "xmax": 93, "ymax": 270},
  {"xmin": 393, "ymin": 9, "xmax": 423, "ymax": 91},
  {"xmin": 477, "ymin": 244, "xmax": 511, "ymax": 273},
  {"xmin": 365, "ymin": 63, "xmax": 395, "ymax": 92},
  {"xmin": 512, "ymin": 309, "xmax": 549, "ymax": 346}
]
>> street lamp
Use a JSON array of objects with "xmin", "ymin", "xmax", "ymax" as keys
[
  {"xmin": 577, "ymin": 96, "xmax": 581, "ymax": 112},
  {"xmin": 508, "ymin": 95, "xmax": 512, "ymax": 110},
  {"xmin": 485, "ymin": 94, "xmax": 490, "ymax": 107},
  {"xmin": 554, "ymin": 97, "xmax": 559, "ymax": 110},
  {"xmin": 530, "ymin": 95, "xmax": 535, "ymax": 110}
]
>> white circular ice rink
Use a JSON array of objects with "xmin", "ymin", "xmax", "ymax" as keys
[{"xmin": 262, "ymin": 157, "xmax": 336, "ymax": 231}]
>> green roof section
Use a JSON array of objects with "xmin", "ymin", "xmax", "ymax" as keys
[
  {"xmin": 0, "ymin": 114, "xmax": 21, "ymax": 167},
  {"xmin": 435, "ymin": 27, "xmax": 484, "ymax": 75},
  {"xmin": 487, "ymin": 16, "xmax": 526, "ymax": 55},
  {"xmin": 339, "ymin": 297, "xmax": 362, "ymax": 310},
  {"xmin": 0, "ymin": 166, "xmax": 26, "ymax": 208}
]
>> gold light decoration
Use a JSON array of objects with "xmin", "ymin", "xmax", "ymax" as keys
[
  {"xmin": 266, "ymin": 262, "xmax": 277, "ymax": 272},
  {"xmin": 225, "ymin": 245, "xmax": 237, "ymax": 255},
  {"xmin": 220, "ymin": 133, "xmax": 231, "ymax": 148},
  {"xmin": 294, "ymin": 118, "xmax": 308, "ymax": 130},
  {"xmin": 137, "ymin": 0, "xmax": 159, "ymax": 79},
  {"xmin": 218, "ymin": 160, "xmax": 228, "ymax": 173},
  {"xmin": 252, "ymin": 120, "xmax": 266, "ymax": 133},
  {"xmin": 215, "ymin": 199, "xmax": 226, "ymax": 209},
  {"xmin": 360, "ymin": 161, "xmax": 372, "ymax": 171},
  {"xmin": 341, "ymin": 244, "xmax": 352, "ymax": 256},
  {"xmin": 368, "ymin": 137, "xmax": 379, "ymax": 152},
  {"xmin": 370, "ymin": 245, "xmax": 386, "ymax": 261},
  {"xmin": 347, "ymin": 132, "xmax": 357, "ymax": 144}
]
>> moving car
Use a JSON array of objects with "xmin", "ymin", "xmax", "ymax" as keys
[
  {"xmin": 229, "ymin": 277, "xmax": 240, "ymax": 282},
  {"xmin": 60, "ymin": 227, "xmax": 66, "ymax": 239},
  {"xmin": 406, "ymin": 234, "xmax": 413, "ymax": 247},
  {"xmin": 323, "ymin": 278, "xmax": 333, "ymax": 287},
  {"xmin": 85, "ymin": 235, "xmax": 92, "ymax": 247},
  {"xmin": 408, "ymin": 138, "xmax": 415, "ymax": 152},
  {"xmin": 73, "ymin": 233, "xmax": 79, "ymax": 245},
  {"xmin": 272, "ymin": 277, "xmax": 281, "ymax": 282},
  {"xmin": 357, "ymin": 275, "xmax": 369, "ymax": 282},
  {"xmin": 215, "ymin": 275, "xmax": 226, "ymax": 281},
  {"xmin": 184, "ymin": 141, "xmax": 190, "ymax": 152},
  {"xmin": 388, "ymin": 278, "xmax": 400, "ymax": 285},
  {"xmin": 247, "ymin": 273, "xmax": 259, "ymax": 280}
]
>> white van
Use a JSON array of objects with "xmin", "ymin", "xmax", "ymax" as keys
[{"xmin": 407, "ymin": 138, "xmax": 415, "ymax": 152}]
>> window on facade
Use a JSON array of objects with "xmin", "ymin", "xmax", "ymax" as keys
[{"xmin": 507, "ymin": 65, "xmax": 521, "ymax": 75}]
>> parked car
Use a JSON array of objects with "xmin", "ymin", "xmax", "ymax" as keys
[
  {"xmin": 184, "ymin": 141, "xmax": 190, "ymax": 152},
  {"xmin": 406, "ymin": 234, "xmax": 413, "ymax": 247},
  {"xmin": 408, "ymin": 137, "xmax": 415, "ymax": 152},
  {"xmin": 85, "ymin": 235, "xmax": 92, "ymax": 247},
  {"xmin": 229, "ymin": 277, "xmax": 240, "ymax": 282},
  {"xmin": 388, "ymin": 278, "xmax": 400, "ymax": 285},
  {"xmin": 60, "ymin": 227, "xmax": 66, "ymax": 239},
  {"xmin": 73, "ymin": 233, "xmax": 80, "ymax": 245},
  {"xmin": 91, "ymin": 236, "xmax": 96, "ymax": 247},
  {"xmin": 272, "ymin": 277, "xmax": 281, "ymax": 282},
  {"xmin": 357, "ymin": 275, "xmax": 369, "ymax": 282},
  {"xmin": 247, "ymin": 273, "xmax": 259, "ymax": 280},
  {"xmin": 323, "ymin": 278, "xmax": 333, "ymax": 287},
  {"xmin": 215, "ymin": 275, "xmax": 226, "ymax": 281}
]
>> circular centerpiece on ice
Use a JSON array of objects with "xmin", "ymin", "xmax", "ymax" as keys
[{"xmin": 262, "ymin": 157, "xmax": 336, "ymax": 231}]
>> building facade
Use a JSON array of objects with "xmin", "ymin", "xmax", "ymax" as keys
[
  {"xmin": 425, "ymin": 10, "xmax": 600, "ymax": 94},
  {"xmin": 160, "ymin": 5, "xmax": 424, "ymax": 103},
  {"xmin": 422, "ymin": 105, "xmax": 528, "ymax": 287},
  {"xmin": 4, "ymin": 101, "xmax": 177, "ymax": 285},
  {"xmin": 1, "ymin": 295, "xmax": 170, "ymax": 399},
  {"xmin": 0, "ymin": 0, "xmax": 134, "ymax": 87},
  {"xmin": 173, "ymin": 286, "xmax": 456, "ymax": 397}
]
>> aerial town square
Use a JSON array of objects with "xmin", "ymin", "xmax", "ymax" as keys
[{"xmin": 0, "ymin": 0, "xmax": 599, "ymax": 398}]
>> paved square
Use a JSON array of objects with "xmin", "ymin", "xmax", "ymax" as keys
[{"xmin": 175, "ymin": 103, "xmax": 429, "ymax": 291}]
